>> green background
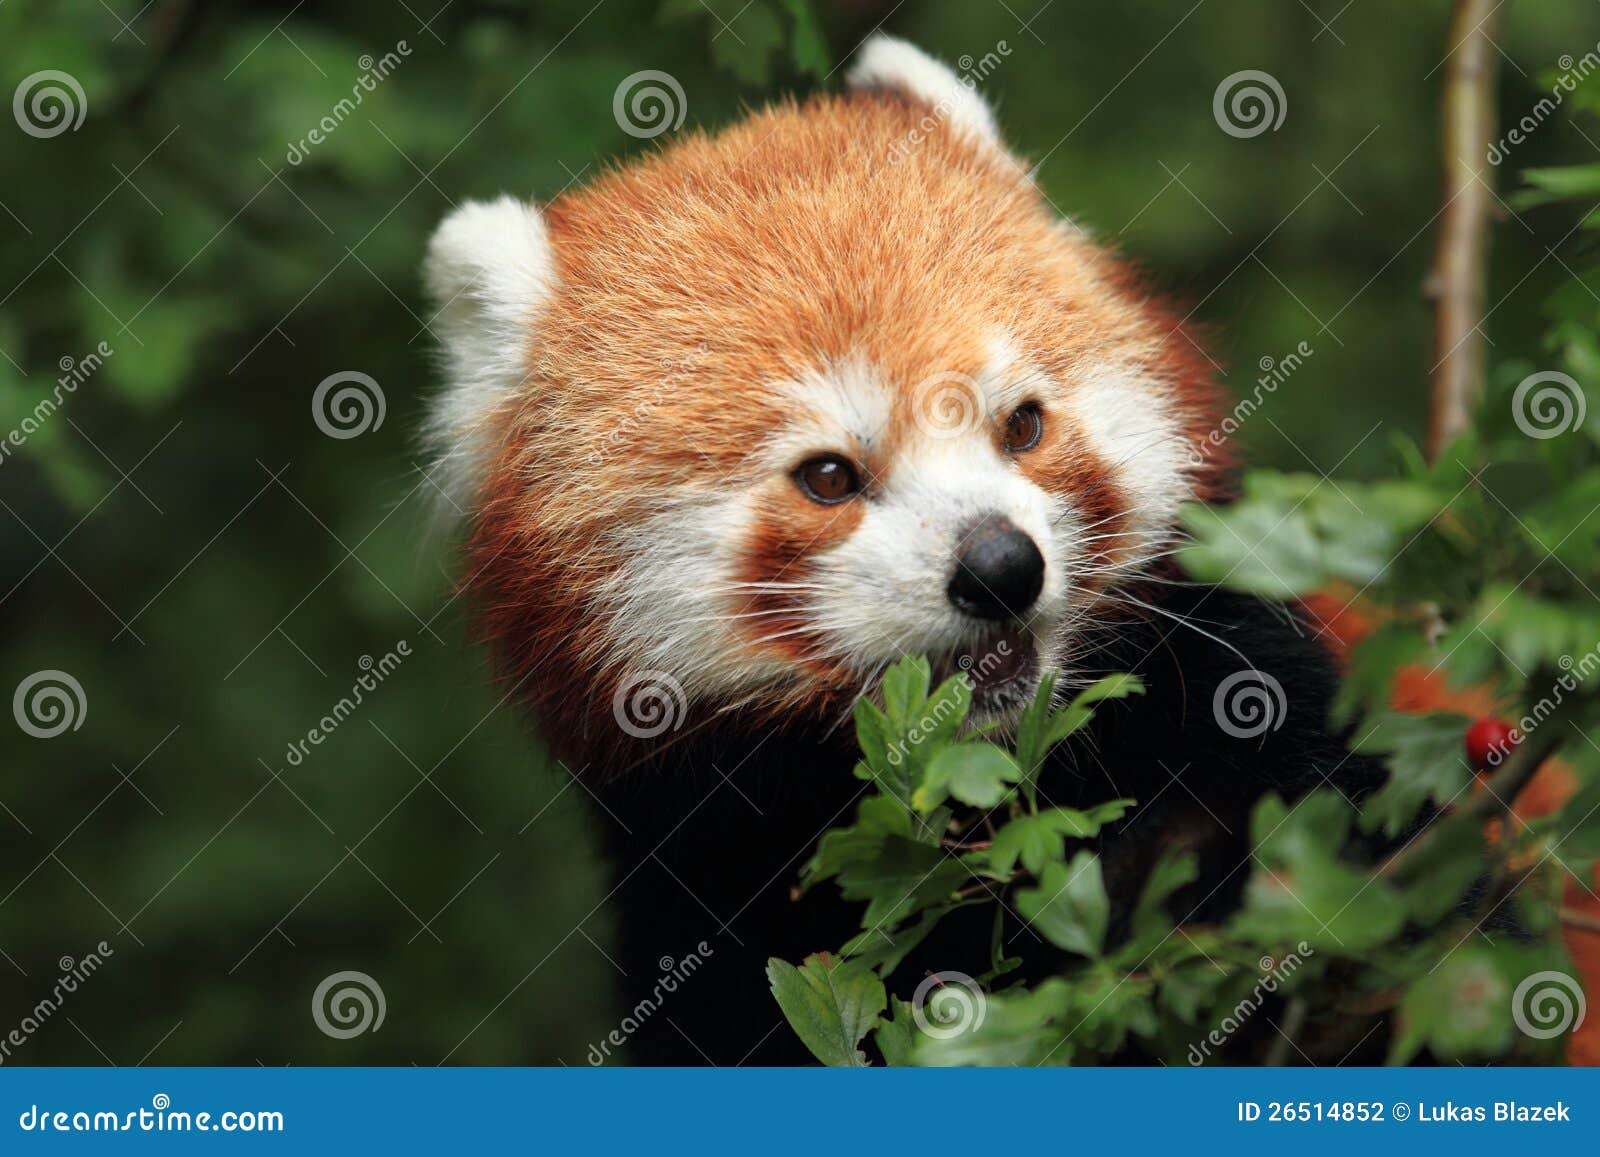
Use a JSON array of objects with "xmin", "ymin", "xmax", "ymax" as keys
[{"xmin": 0, "ymin": 0, "xmax": 1594, "ymax": 1063}]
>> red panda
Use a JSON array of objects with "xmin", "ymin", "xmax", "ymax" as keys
[{"xmin": 423, "ymin": 38, "xmax": 1388, "ymax": 1064}]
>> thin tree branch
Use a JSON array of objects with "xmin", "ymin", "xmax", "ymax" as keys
[{"xmin": 1425, "ymin": 0, "xmax": 1507, "ymax": 461}]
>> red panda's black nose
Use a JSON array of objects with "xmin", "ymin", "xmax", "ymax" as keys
[{"xmin": 947, "ymin": 514, "xmax": 1045, "ymax": 621}]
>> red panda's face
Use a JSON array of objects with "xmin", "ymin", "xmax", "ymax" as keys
[{"xmin": 424, "ymin": 39, "xmax": 1224, "ymax": 762}]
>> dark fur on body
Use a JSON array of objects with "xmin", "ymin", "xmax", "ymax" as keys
[{"xmin": 588, "ymin": 587, "xmax": 1388, "ymax": 1065}]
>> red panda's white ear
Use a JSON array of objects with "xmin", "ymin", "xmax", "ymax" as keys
[
  {"xmin": 422, "ymin": 195, "xmax": 555, "ymax": 516},
  {"xmin": 846, "ymin": 35, "xmax": 1002, "ymax": 151}
]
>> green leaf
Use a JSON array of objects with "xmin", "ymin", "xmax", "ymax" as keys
[
  {"xmin": 837, "ymin": 837, "xmax": 967, "ymax": 929},
  {"xmin": 1519, "ymin": 164, "xmax": 1600, "ymax": 205},
  {"xmin": 912, "ymin": 979, "xmax": 1075, "ymax": 1067},
  {"xmin": 1234, "ymin": 792, "xmax": 1405, "ymax": 953},
  {"xmin": 908, "ymin": 674, "xmax": 973, "ymax": 755},
  {"xmin": 1388, "ymin": 945, "xmax": 1515, "ymax": 1064},
  {"xmin": 990, "ymin": 801, "xmax": 1134, "ymax": 876},
  {"xmin": 1179, "ymin": 473, "xmax": 1443, "ymax": 597},
  {"xmin": 880, "ymin": 655, "xmax": 930, "ymax": 735},
  {"xmin": 873, "ymin": 996, "xmax": 918, "ymax": 1066},
  {"xmin": 766, "ymin": 953, "xmax": 886, "ymax": 1067},
  {"xmin": 914, "ymin": 742, "xmax": 1020, "ymax": 811},
  {"xmin": 1355, "ymin": 711, "xmax": 1474, "ymax": 837},
  {"xmin": 778, "ymin": 0, "xmax": 831, "ymax": 78},
  {"xmin": 800, "ymin": 794, "xmax": 911, "ymax": 892},
  {"xmin": 1180, "ymin": 486, "xmax": 1327, "ymax": 596},
  {"xmin": 1010, "ymin": 674, "xmax": 1141, "ymax": 806},
  {"xmin": 853, "ymin": 697, "xmax": 892, "ymax": 768},
  {"xmin": 1116, "ymin": 849, "xmax": 1199, "ymax": 961},
  {"xmin": 1390, "ymin": 817, "xmax": 1487, "ymax": 924},
  {"xmin": 1016, "ymin": 850, "xmax": 1109, "ymax": 957},
  {"xmin": 1458, "ymin": 585, "xmax": 1600, "ymax": 680},
  {"xmin": 840, "ymin": 905, "xmax": 950, "ymax": 976},
  {"xmin": 710, "ymin": 1, "xmax": 784, "ymax": 84}
]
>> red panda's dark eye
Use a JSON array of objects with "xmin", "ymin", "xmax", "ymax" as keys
[
  {"xmin": 1003, "ymin": 403, "xmax": 1044, "ymax": 453},
  {"xmin": 794, "ymin": 456, "xmax": 862, "ymax": 505}
]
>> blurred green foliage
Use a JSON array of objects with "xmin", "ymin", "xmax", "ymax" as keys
[{"xmin": 1, "ymin": 0, "xmax": 1597, "ymax": 1063}]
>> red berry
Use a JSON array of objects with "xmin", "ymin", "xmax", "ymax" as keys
[{"xmin": 1465, "ymin": 717, "xmax": 1518, "ymax": 771}]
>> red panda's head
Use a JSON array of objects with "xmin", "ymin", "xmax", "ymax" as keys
[{"xmin": 424, "ymin": 38, "xmax": 1225, "ymax": 768}]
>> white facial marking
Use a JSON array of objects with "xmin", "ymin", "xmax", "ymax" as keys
[
  {"xmin": 769, "ymin": 357, "xmax": 894, "ymax": 465},
  {"xmin": 1070, "ymin": 367, "xmax": 1194, "ymax": 546},
  {"xmin": 594, "ymin": 497, "xmax": 789, "ymax": 702}
]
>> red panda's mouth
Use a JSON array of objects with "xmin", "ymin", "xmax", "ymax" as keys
[{"xmin": 938, "ymin": 625, "xmax": 1039, "ymax": 714}]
